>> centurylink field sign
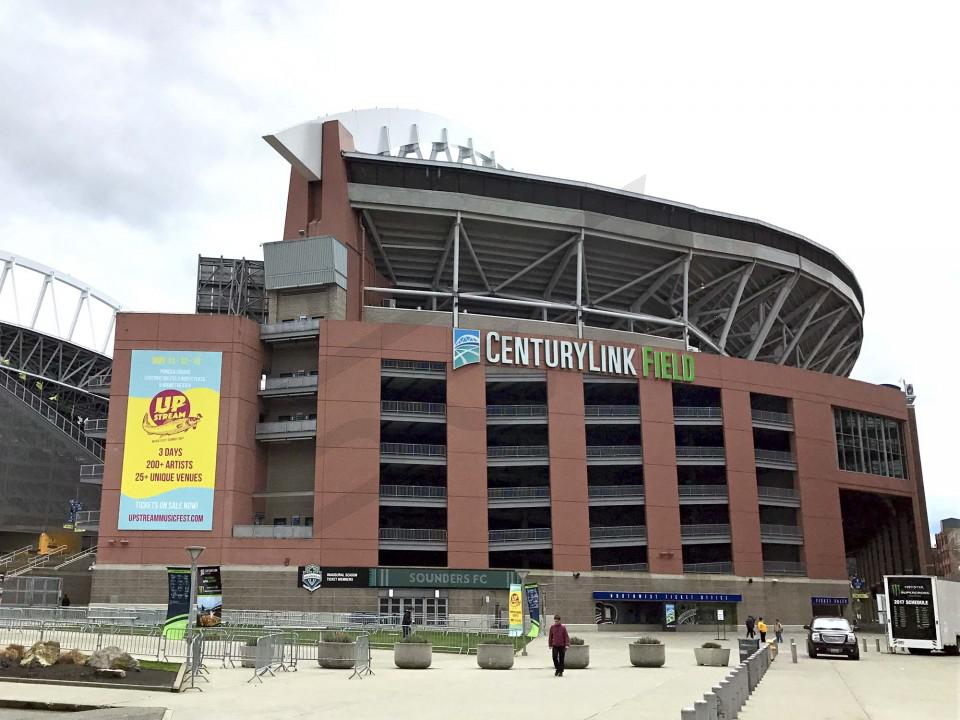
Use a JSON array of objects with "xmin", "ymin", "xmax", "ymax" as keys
[{"xmin": 453, "ymin": 328, "xmax": 695, "ymax": 382}]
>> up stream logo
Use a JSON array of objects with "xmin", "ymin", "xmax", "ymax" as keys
[{"xmin": 452, "ymin": 329, "xmax": 481, "ymax": 369}]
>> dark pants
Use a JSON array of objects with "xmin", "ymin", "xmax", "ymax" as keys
[
  {"xmin": 760, "ymin": 632, "xmax": 767, "ymax": 643},
  {"xmin": 552, "ymin": 646, "xmax": 566, "ymax": 674},
  {"xmin": 402, "ymin": 624, "xmax": 411, "ymax": 638},
  {"xmin": 747, "ymin": 628, "xmax": 755, "ymax": 638},
  {"xmin": 775, "ymin": 631, "xmax": 783, "ymax": 643}
]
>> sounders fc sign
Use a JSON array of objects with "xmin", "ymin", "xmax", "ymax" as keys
[{"xmin": 453, "ymin": 328, "xmax": 695, "ymax": 382}]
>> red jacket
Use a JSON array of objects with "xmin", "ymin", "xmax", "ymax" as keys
[{"xmin": 548, "ymin": 623, "xmax": 570, "ymax": 648}]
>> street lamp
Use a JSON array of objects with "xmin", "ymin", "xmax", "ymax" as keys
[
  {"xmin": 517, "ymin": 569, "xmax": 529, "ymax": 656},
  {"xmin": 185, "ymin": 546, "xmax": 205, "ymax": 642}
]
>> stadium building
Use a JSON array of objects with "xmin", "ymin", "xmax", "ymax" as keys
[{"xmin": 87, "ymin": 109, "xmax": 931, "ymax": 626}]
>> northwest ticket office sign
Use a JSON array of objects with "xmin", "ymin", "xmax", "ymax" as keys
[
  {"xmin": 453, "ymin": 328, "xmax": 695, "ymax": 381},
  {"xmin": 118, "ymin": 350, "xmax": 222, "ymax": 531}
]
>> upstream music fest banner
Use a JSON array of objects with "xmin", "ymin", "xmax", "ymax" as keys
[{"xmin": 118, "ymin": 350, "xmax": 222, "ymax": 530}]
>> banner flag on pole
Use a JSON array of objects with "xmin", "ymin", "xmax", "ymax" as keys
[{"xmin": 524, "ymin": 583, "xmax": 540, "ymax": 638}]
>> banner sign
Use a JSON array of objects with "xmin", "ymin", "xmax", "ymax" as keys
[
  {"xmin": 886, "ymin": 576, "xmax": 936, "ymax": 641},
  {"xmin": 593, "ymin": 591, "xmax": 742, "ymax": 603},
  {"xmin": 370, "ymin": 568, "xmax": 516, "ymax": 589},
  {"xmin": 197, "ymin": 566, "xmax": 222, "ymax": 626},
  {"xmin": 298, "ymin": 566, "xmax": 370, "ymax": 592},
  {"xmin": 811, "ymin": 596, "xmax": 849, "ymax": 605},
  {"xmin": 163, "ymin": 567, "xmax": 191, "ymax": 639},
  {"xmin": 524, "ymin": 583, "xmax": 540, "ymax": 638},
  {"xmin": 508, "ymin": 583, "xmax": 523, "ymax": 637},
  {"xmin": 119, "ymin": 350, "xmax": 222, "ymax": 531},
  {"xmin": 453, "ymin": 328, "xmax": 695, "ymax": 382}
]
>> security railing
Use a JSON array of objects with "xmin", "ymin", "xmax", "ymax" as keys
[
  {"xmin": 381, "ymin": 359, "xmax": 446, "ymax": 373},
  {"xmin": 751, "ymin": 409, "xmax": 793, "ymax": 427},
  {"xmin": 763, "ymin": 561, "xmax": 806, "ymax": 576},
  {"xmin": 488, "ymin": 528, "xmax": 552, "ymax": 544},
  {"xmin": 381, "ymin": 400, "xmax": 446, "ymax": 417},
  {"xmin": 683, "ymin": 561, "xmax": 733, "ymax": 574},
  {"xmin": 0, "ymin": 545, "xmax": 32, "ymax": 567},
  {"xmin": 255, "ymin": 420, "xmax": 317, "ymax": 438},
  {"xmin": 754, "ymin": 449, "xmax": 796, "ymax": 465},
  {"xmin": 757, "ymin": 486, "xmax": 800, "ymax": 501},
  {"xmin": 487, "ymin": 486, "xmax": 550, "ymax": 500},
  {"xmin": 587, "ymin": 484, "xmax": 645, "ymax": 499},
  {"xmin": 380, "ymin": 443, "xmax": 447, "ymax": 458},
  {"xmin": 486, "ymin": 405, "xmax": 548, "ymax": 418},
  {"xmin": 82, "ymin": 418, "xmax": 108, "ymax": 433},
  {"xmin": 677, "ymin": 484, "xmax": 729, "ymax": 499},
  {"xmin": 680, "ymin": 524, "xmax": 731, "ymax": 539},
  {"xmin": 0, "ymin": 371, "xmax": 104, "ymax": 461},
  {"xmin": 590, "ymin": 525, "xmax": 648, "ymax": 541},
  {"xmin": 260, "ymin": 317, "xmax": 320, "ymax": 337},
  {"xmin": 379, "ymin": 485, "xmax": 447, "ymax": 499},
  {"xmin": 74, "ymin": 510, "xmax": 100, "ymax": 528},
  {"xmin": 584, "ymin": 405, "xmax": 640, "ymax": 417},
  {"xmin": 759, "ymin": 523, "xmax": 803, "ymax": 539},
  {"xmin": 378, "ymin": 528, "xmax": 447, "ymax": 543},
  {"xmin": 676, "ymin": 446, "xmax": 725, "ymax": 459},
  {"xmin": 232, "ymin": 525, "xmax": 313, "ymax": 539},
  {"xmin": 673, "ymin": 406, "xmax": 723, "ymax": 419},
  {"xmin": 262, "ymin": 375, "xmax": 318, "ymax": 392},
  {"xmin": 586, "ymin": 445, "xmax": 643, "ymax": 458},
  {"xmin": 80, "ymin": 464, "xmax": 104, "ymax": 481},
  {"xmin": 591, "ymin": 563, "xmax": 649, "ymax": 572},
  {"xmin": 487, "ymin": 445, "xmax": 549, "ymax": 458}
]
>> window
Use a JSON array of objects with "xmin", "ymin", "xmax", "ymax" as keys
[{"xmin": 833, "ymin": 408, "xmax": 906, "ymax": 479}]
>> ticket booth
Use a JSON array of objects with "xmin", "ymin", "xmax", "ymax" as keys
[{"xmin": 811, "ymin": 595, "xmax": 849, "ymax": 618}]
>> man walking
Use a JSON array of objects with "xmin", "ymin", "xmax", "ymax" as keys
[
  {"xmin": 745, "ymin": 615, "xmax": 756, "ymax": 638},
  {"xmin": 548, "ymin": 614, "xmax": 570, "ymax": 677},
  {"xmin": 774, "ymin": 619, "xmax": 784, "ymax": 644},
  {"xmin": 401, "ymin": 608, "xmax": 412, "ymax": 638},
  {"xmin": 757, "ymin": 617, "xmax": 768, "ymax": 643}
]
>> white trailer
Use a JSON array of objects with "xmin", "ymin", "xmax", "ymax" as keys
[{"xmin": 884, "ymin": 575, "xmax": 960, "ymax": 655}]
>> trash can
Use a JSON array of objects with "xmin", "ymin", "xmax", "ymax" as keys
[{"xmin": 738, "ymin": 638, "xmax": 760, "ymax": 662}]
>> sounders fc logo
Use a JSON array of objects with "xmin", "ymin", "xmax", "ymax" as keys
[
  {"xmin": 453, "ymin": 329, "xmax": 480, "ymax": 369},
  {"xmin": 300, "ymin": 564, "xmax": 323, "ymax": 592}
]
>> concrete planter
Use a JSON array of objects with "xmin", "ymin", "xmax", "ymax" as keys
[
  {"xmin": 317, "ymin": 641, "xmax": 357, "ymax": 669},
  {"xmin": 394, "ymin": 643, "xmax": 432, "ymax": 669},
  {"xmin": 694, "ymin": 647, "xmax": 730, "ymax": 667},
  {"xmin": 477, "ymin": 644, "xmax": 515, "ymax": 670},
  {"xmin": 564, "ymin": 644, "xmax": 590, "ymax": 669},
  {"xmin": 629, "ymin": 642, "xmax": 666, "ymax": 668},
  {"xmin": 240, "ymin": 645, "xmax": 257, "ymax": 669}
]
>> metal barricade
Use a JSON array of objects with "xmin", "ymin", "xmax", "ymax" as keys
[
  {"xmin": 183, "ymin": 634, "xmax": 208, "ymax": 691},
  {"xmin": 349, "ymin": 634, "xmax": 373, "ymax": 680},
  {"xmin": 247, "ymin": 633, "xmax": 285, "ymax": 684}
]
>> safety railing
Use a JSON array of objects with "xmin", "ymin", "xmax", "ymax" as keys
[
  {"xmin": 486, "ymin": 404, "xmax": 548, "ymax": 418},
  {"xmin": 673, "ymin": 406, "xmax": 723, "ymax": 419},
  {"xmin": 0, "ymin": 371, "xmax": 104, "ymax": 461},
  {"xmin": 676, "ymin": 446, "xmax": 726, "ymax": 460},
  {"xmin": 487, "ymin": 445, "xmax": 549, "ymax": 458},
  {"xmin": 584, "ymin": 405, "xmax": 640, "ymax": 417},
  {"xmin": 255, "ymin": 419, "xmax": 317, "ymax": 438},
  {"xmin": 756, "ymin": 486, "xmax": 800, "ymax": 501},
  {"xmin": 590, "ymin": 525, "xmax": 648, "ymax": 541},
  {"xmin": 232, "ymin": 525, "xmax": 313, "ymax": 539},
  {"xmin": 678, "ymin": 484, "xmax": 729, "ymax": 499},
  {"xmin": 248, "ymin": 633, "xmax": 286, "ymax": 684},
  {"xmin": 74, "ymin": 510, "xmax": 100, "ymax": 526},
  {"xmin": 683, "ymin": 561, "xmax": 733, "ymax": 574},
  {"xmin": 80, "ymin": 464, "xmax": 104, "ymax": 482},
  {"xmin": 378, "ymin": 528, "xmax": 447, "ymax": 543},
  {"xmin": 586, "ymin": 445, "xmax": 643, "ymax": 458},
  {"xmin": 591, "ymin": 563, "xmax": 649, "ymax": 572},
  {"xmin": 381, "ymin": 359, "xmax": 446, "ymax": 373},
  {"xmin": 379, "ymin": 485, "xmax": 447, "ymax": 499},
  {"xmin": 82, "ymin": 418, "xmax": 108, "ymax": 433},
  {"xmin": 53, "ymin": 545, "xmax": 98, "ymax": 569},
  {"xmin": 487, "ymin": 486, "xmax": 550, "ymax": 500},
  {"xmin": 763, "ymin": 561, "xmax": 806, "ymax": 576},
  {"xmin": 381, "ymin": 400, "xmax": 446, "ymax": 417},
  {"xmin": 754, "ymin": 449, "xmax": 796, "ymax": 465},
  {"xmin": 262, "ymin": 374, "xmax": 318, "ymax": 392},
  {"xmin": 587, "ymin": 484, "xmax": 645, "ymax": 499},
  {"xmin": 6, "ymin": 546, "xmax": 69, "ymax": 577},
  {"xmin": 0, "ymin": 545, "xmax": 32, "ymax": 567},
  {"xmin": 751, "ymin": 409, "xmax": 793, "ymax": 427},
  {"xmin": 680, "ymin": 524, "xmax": 731, "ymax": 539},
  {"xmin": 488, "ymin": 528, "xmax": 552, "ymax": 544},
  {"xmin": 380, "ymin": 442, "xmax": 447, "ymax": 458},
  {"xmin": 759, "ymin": 524, "xmax": 803, "ymax": 539},
  {"xmin": 260, "ymin": 317, "xmax": 320, "ymax": 338},
  {"xmin": 680, "ymin": 644, "xmax": 772, "ymax": 720}
]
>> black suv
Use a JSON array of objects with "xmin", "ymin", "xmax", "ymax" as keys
[{"xmin": 804, "ymin": 616, "xmax": 859, "ymax": 660}]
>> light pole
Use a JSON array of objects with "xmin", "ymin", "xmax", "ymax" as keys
[
  {"xmin": 185, "ymin": 546, "xmax": 205, "ymax": 642},
  {"xmin": 517, "ymin": 569, "xmax": 529, "ymax": 656}
]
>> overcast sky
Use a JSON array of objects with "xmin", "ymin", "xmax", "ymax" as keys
[{"xmin": 1, "ymin": 1, "xmax": 957, "ymax": 540}]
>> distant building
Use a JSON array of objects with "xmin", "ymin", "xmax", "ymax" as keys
[{"xmin": 934, "ymin": 518, "xmax": 960, "ymax": 580}]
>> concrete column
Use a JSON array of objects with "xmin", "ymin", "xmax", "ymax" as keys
[
  {"xmin": 639, "ymin": 380, "xmax": 682, "ymax": 574},
  {"xmin": 793, "ymin": 399, "xmax": 847, "ymax": 579},
  {"xmin": 547, "ymin": 370, "xmax": 591, "ymax": 571},
  {"xmin": 446, "ymin": 361, "xmax": 489, "ymax": 568},
  {"xmin": 721, "ymin": 388, "xmax": 764, "ymax": 577}
]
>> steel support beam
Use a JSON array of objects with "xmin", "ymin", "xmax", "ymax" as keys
[
  {"xmin": 747, "ymin": 272, "xmax": 798, "ymax": 360},
  {"xmin": 493, "ymin": 234, "xmax": 580, "ymax": 294},
  {"xmin": 718, "ymin": 262, "xmax": 755, "ymax": 351},
  {"xmin": 452, "ymin": 212, "xmax": 461, "ymax": 328},
  {"xmin": 802, "ymin": 308, "xmax": 847, "ymax": 369},
  {"xmin": 459, "ymin": 224, "xmax": 491, "ymax": 292},
  {"xmin": 360, "ymin": 210, "xmax": 398, "ymax": 285},
  {"xmin": 777, "ymin": 289, "xmax": 829, "ymax": 365},
  {"xmin": 576, "ymin": 230, "xmax": 584, "ymax": 338}
]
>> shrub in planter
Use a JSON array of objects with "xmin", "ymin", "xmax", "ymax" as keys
[
  {"xmin": 694, "ymin": 641, "xmax": 730, "ymax": 667},
  {"xmin": 477, "ymin": 638, "xmax": 515, "ymax": 670},
  {"xmin": 564, "ymin": 636, "xmax": 590, "ymax": 669},
  {"xmin": 629, "ymin": 636, "xmax": 665, "ymax": 668},
  {"xmin": 318, "ymin": 631, "xmax": 357, "ymax": 669},
  {"xmin": 394, "ymin": 634, "xmax": 432, "ymax": 669}
]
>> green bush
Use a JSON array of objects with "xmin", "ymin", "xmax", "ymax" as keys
[
  {"xmin": 569, "ymin": 636, "xmax": 586, "ymax": 646},
  {"xmin": 321, "ymin": 631, "xmax": 355, "ymax": 644},
  {"xmin": 398, "ymin": 633, "xmax": 430, "ymax": 644},
  {"xmin": 701, "ymin": 642, "xmax": 722, "ymax": 649},
  {"xmin": 479, "ymin": 637, "xmax": 515, "ymax": 646},
  {"xmin": 632, "ymin": 636, "xmax": 662, "ymax": 645}
]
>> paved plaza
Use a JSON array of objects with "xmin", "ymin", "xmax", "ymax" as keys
[{"xmin": 0, "ymin": 631, "xmax": 956, "ymax": 719}]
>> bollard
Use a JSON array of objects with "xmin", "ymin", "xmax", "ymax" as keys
[
  {"xmin": 702, "ymin": 693, "xmax": 720, "ymax": 720},
  {"xmin": 875, "ymin": 638, "xmax": 881, "ymax": 652},
  {"xmin": 681, "ymin": 708, "xmax": 697, "ymax": 720},
  {"xmin": 694, "ymin": 700, "xmax": 709, "ymax": 720},
  {"xmin": 790, "ymin": 638, "xmax": 798, "ymax": 663},
  {"xmin": 862, "ymin": 638, "xmax": 868, "ymax": 653}
]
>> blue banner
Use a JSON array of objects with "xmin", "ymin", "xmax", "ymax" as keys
[
  {"xmin": 811, "ymin": 596, "xmax": 849, "ymax": 605},
  {"xmin": 593, "ymin": 591, "xmax": 743, "ymax": 603},
  {"xmin": 524, "ymin": 583, "xmax": 540, "ymax": 638}
]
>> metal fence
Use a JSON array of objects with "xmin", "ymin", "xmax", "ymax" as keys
[
  {"xmin": 584, "ymin": 405, "xmax": 640, "ymax": 417},
  {"xmin": 680, "ymin": 643, "xmax": 772, "ymax": 720},
  {"xmin": 0, "ymin": 576, "xmax": 62, "ymax": 605},
  {"xmin": 673, "ymin": 406, "xmax": 723, "ymax": 419},
  {"xmin": 486, "ymin": 405, "xmax": 548, "ymax": 417},
  {"xmin": 588, "ymin": 484, "xmax": 645, "ymax": 499},
  {"xmin": 381, "ymin": 400, "xmax": 446, "ymax": 416},
  {"xmin": 380, "ymin": 442, "xmax": 447, "ymax": 457},
  {"xmin": 487, "ymin": 445, "xmax": 549, "ymax": 458},
  {"xmin": 380, "ymin": 485, "xmax": 447, "ymax": 499},
  {"xmin": 586, "ymin": 445, "xmax": 643, "ymax": 457}
]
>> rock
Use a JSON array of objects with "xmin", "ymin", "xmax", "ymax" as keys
[
  {"xmin": 20, "ymin": 641, "xmax": 60, "ymax": 667},
  {"xmin": 94, "ymin": 668, "xmax": 126, "ymax": 678},
  {"xmin": 87, "ymin": 646, "xmax": 140, "ymax": 671}
]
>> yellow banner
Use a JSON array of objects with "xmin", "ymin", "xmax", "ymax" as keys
[
  {"xmin": 118, "ymin": 350, "xmax": 222, "ymax": 531},
  {"xmin": 508, "ymin": 583, "xmax": 523, "ymax": 636}
]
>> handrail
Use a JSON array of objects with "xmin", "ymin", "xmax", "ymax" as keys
[
  {"xmin": 751, "ymin": 409, "xmax": 793, "ymax": 426},
  {"xmin": 53, "ymin": 546, "xmax": 98, "ymax": 569},
  {"xmin": 260, "ymin": 317, "xmax": 320, "ymax": 335},
  {"xmin": 680, "ymin": 523, "xmax": 731, "ymax": 537},
  {"xmin": 584, "ymin": 405, "xmax": 640, "ymax": 417},
  {"xmin": 80, "ymin": 464, "xmax": 104, "ymax": 479},
  {"xmin": 380, "ymin": 443, "xmax": 447, "ymax": 457},
  {"xmin": 232, "ymin": 525, "xmax": 313, "ymax": 539},
  {"xmin": 677, "ymin": 484, "xmax": 729, "ymax": 498},
  {"xmin": 488, "ymin": 528, "xmax": 552, "ymax": 543},
  {"xmin": 590, "ymin": 525, "xmax": 648, "ymax": 540},
  {"xmin": 74, "ymin": 510, "xmax": 100, "ymax": 525},
  {"xmin": 379, "ymin": 528, "xmax": 448, "ymax": 542},
  {"xmin": 487, "ymin": 445, "xmax": 549, "ymax": 458},
  {"xmin": 82, "ymin": 418, "xmax": 108, "ymax": 433},
  {"xmin": 756, "ymin": 486, "xmax": 800, "ymax": 500},
  {"xmin": 487, "ymin": 486, "xmax": 550, "ymax": 500},
  {"xmin": 7, "ymin": 545, "xmax": 69, "ymax": 577},
  {"xmin": 381, "ymin": 400, "xmax": 446, "ymax": 416},
  {"xmin": 683, "ymin": 561, "xmax": 733, "ymax": 574},
  {"xmin": 673, "ymin": 406, "xmax": 722, "ymax": 419},
  {"xmin": 381, "ymin": 359, "xmax": 446, "ymax": 372},
  {"xmin": 763, "ymin": 561, "xmax": 806, "ymax": 575},
  {"xmin": 586, "ymin": 445, "xmax": 643, "ymax": 457},
  {"xmin": 754, "ymin": 449, "xmax": 795, "ymax": 463},
  {"xmin": 0, "ymin": 371, "xmax": 104, "ymax": 461},
  {"xmin": 759, "ymin": 523, "xmax": 803, "ymax": 538},
  {"xmin": 676, "ymin": 446, "xmax": 725, "ymax": 458},
  {"xmin": 587, "ymin": 484, "xmax": 645, "ymax": 498},
  {"xmin": 0, "ymin": 545, "xmax": 32, "ymax": 567},
  {"xmin": 591, "ymin": 563, "xmax": 649, "ymax": 571},
  {"xmin": 379, "ymin": 485, "xmax": 447, "ymax": 498},
  {"xmin": 486, "ymin": 405, "xmax": 548, "ymax": 417}
]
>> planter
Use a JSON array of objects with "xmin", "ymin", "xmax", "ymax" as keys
[
  {"xmin": 564, "ymin": 644, "xmax": 590, "ymax": 669},
  {"xmin": 317, "ymin": 641, "xmax": 357, "ymax": 669},
  {"xmin": 240, "ymin": 645, "xmax": 257, "ymax": 669},
  {"xmin": 476, "ymin": 644, "xmax": 515, "ymax": 670},
  {"xmin": 394, "ymin": 643, "xmax": 432, "ymax": 669},
  {"xmin": 629, "ymin": 643, "xmax": 665, "ymax": 668},
  {"xmin": 694, "ymin": 647, "xmax": 730, "ymax": 667}
]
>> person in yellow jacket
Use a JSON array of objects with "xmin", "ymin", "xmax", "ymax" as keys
[{"xmin": 757, "ymin": 617, "xmax": 768, "ymax": 642}]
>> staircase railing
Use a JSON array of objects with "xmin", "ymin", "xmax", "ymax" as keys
[
  {"xmin": 0, "ymin": 545, "xmax": 33, "ymax": 567},
  {"xmin": 52, "ymin": 546, "xmax": 98, "ymax": 570},
  {"xmin": 6, "ymin": 546, "xmax": 69, "ymax": 578}
]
